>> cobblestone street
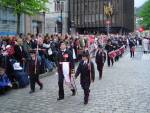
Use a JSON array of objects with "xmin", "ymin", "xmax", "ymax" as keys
[{"xmin": 1, "ymin": 48, "xmax": 150, "ymax": 113}]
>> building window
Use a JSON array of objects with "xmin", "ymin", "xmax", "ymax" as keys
[{"xmin": 55, "ymin": 1, "xmax": 64, "ymax": 12}]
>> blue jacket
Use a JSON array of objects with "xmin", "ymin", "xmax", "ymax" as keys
[{"xmin": 0, "ymin": 73, "xmax": 11, "ymax": 89}]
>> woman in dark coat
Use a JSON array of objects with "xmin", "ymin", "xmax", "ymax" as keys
[{"xmin": 75, "ymin": 52, "xmax": 95, "ymax": 105}]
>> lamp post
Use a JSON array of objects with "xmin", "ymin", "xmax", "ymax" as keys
[
  {"xmin": 60, "ymin": 7, "xmax": 63, "ymax": 35},
  {"xmin": 104, "ymin": 1, "xmax": 113, "ymax": 36},
  {"xmin": 43, "ymin": 12, "xmax": 45, "ymax": 34},
  {"xmin": 70, "ymin": 21, "xmax": 75, "ymax": 34},
  {"xmin": 106, "ymin": 20, "xmax": 110, "ymax": 37},
  {"xmin": 56, "ymin": 0, "xmax": 63, "ymax": 35}
]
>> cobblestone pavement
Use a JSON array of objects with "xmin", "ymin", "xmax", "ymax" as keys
[{"xmin": 0, "ymin": 48, "xmax": 150, "ymax": 113}]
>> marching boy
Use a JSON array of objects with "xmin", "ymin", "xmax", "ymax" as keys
[
  {"xmin": 75, "ymin": 52, "xmax": 95, "ymax": 105},
  {"xmin": 57, "ymin": 42, "xmax": 76, "ymax": 100},
  {"xmin": 95, "ymin": 45, "xmax": 106, "ymax": 80},
  {"xmin": 28, "ymin": 50, "xmax": 43, "ymax": 94}
]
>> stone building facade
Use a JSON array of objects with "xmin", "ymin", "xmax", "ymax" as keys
[
  {"xmin": 45, "ymin": 0, "xmax": 69, "ymax": 34},
  {"xmin": 0, "ymin": 6, "xmax": 45, "ymax": 36},
  {"xmin": 69, "ymin": 0, "xmax": 134, "ymax": 34}
]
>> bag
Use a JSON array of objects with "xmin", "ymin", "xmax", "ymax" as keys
[{"xmin": 13, "ymin": 70, "xmax": 29, "ymax": 88}]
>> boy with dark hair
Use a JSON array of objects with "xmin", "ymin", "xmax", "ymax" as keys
[
  {"xmin": 95, "ymin": 45, "xmax": 106, "ymax": 80},
  {"xmin": 28, "ymin": 51, "xmax": 43, "ymax": 94},
  {"xmin": 57, "ymin": 41, "xmax": 76, "ymax": 100},
  {"xmin": 75, "ymin": 52, "xmax": 95, "ymax": 105}
]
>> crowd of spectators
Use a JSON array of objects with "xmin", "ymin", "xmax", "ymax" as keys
[{"xmin": 0, "ymin": 33, "xmax": 145, "ymax": 94}]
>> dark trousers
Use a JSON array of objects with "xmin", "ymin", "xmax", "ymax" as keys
[
  {"xmin": 98, "ymin": 66, "xmax": 104, "ymax": 79},
  {"xmin": 130, "ymin": 50, "xmax": 134, "ymax": 58},
  {"xmin": 115, "ymin": 56, "xmax": 119, "ymax": 62},
  {"xmin": 25, "ymin": 60, "xmax": 30, "ymax": 73},
  {"xmin": 58, "ymin": 75, "xmax": 64, "ymax": 98},
  {"xmin": 30, "ymin": 74, "xmax": 42, "ymax": 91},
  {"xmin": 58, "ymin": 74, "xmax": 75, "ymax": 98},
  {"xmin": 82, "ymin": 83, "xmax": 90, "ymax": 102},
  {"xmin": 107, "ymin": 56, "xmax": 114, "ymax": 67}
]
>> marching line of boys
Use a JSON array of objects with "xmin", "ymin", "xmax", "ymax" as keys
[
  {"xmin": 56, "ymin": 41, "xmax": 107, "ymax": 105},
  {"xmin": 0, "ymin": 38, "xmax": 124, "ymax": 103},
  {"xmin": 56, "ymin": 40, "xmax": 126, "ymax": 105},
  {"xmin": 25, "ymin": 40, "xmax": 125, "ymax": 105}
]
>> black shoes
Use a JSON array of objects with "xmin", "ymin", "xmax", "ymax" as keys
[
  {"xmin": 84, "ymin": 92, "xmax": 89, "ymax": 105},
  {"xmin": 71, "ymin": 89, "xmax": 76, "ymax": 96},
  {"xmin": 99, "ymin": 77, "xmax": 102, "ymax": 80},
  {"xmin": 84, "ymin": 100, "xmax": 88, "ymax": 105},
  {"xmin": 29, "ymin": 90, "xmax": 35, "ymax": 94},
  {"xmin": 57, "ymin": 89, "xmax": 76, "ymax": 101},
  {"xmin": 40, "ymin": 84, "xmax": 43, "ymax": 90},
  {"xmin": 57, "ymin": 97, "xmax": 64, "ymax": 101}
]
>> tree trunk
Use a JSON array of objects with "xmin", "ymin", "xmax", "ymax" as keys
[
  {"xmin": 16, "ymin": 13, "xmax": 21, "ymax": 35},
  {"xmin": 16, "ymin": 0, "xmax": 21, "ymax": 35}
]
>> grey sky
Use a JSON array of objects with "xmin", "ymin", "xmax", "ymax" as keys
[{"xmin": 135, "ymin": 0, "xmax": 148, "ymax": 7}]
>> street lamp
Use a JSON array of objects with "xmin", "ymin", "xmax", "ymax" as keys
[
  {"xmin": 56, "ymin": 0, "xmax": 63, "ymax": 35},
  {"xmin": 106, "ymin": 20, "xmax": 111, "ymax": 36},
  {"xmin": 104, "ymin": 1, "xmax": 113, "ymax": 36},
  {"xmin": 70, "ymin": 21, "xmax": 75, "ymax": 35}
]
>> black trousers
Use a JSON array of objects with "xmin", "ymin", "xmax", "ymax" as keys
[
  {"xmin": 82, "ymin": 83, "xmax": 90, "ymax": 102},
  {"xmin": 115, "ymin": 56, "xmax": 119, "ymax": 62},
  {"xmin": 58, "ymin": 74, "xmax": 75, "ymax": 98},
  {"xmin": 98, "ymin": 66, "xmax": 104, "ymax": 79},
  {"xmin": 107, "ymin": 55, "xmax": 114, "ymax": 67},
  {"xmin": 30, "ymin": 74, "xmax": 42, "ymax": 91},
  {"xmin": 58, "ymin": 74, "xmax": 65, "ymax": 98},
  {"xmin": 130, "ymin": 50, "xmax": 134, "ymax": 58},
  {"xmin": 25, "ymin": 60, "xmax": 30, "ymax": 73}
]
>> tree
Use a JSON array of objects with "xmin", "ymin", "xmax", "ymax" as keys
[
  {"xmin": 0, "ymin": 0, "xmax": 49, "ymax": 34},
  {"xmin": 140, "ymin": 0, "xmax": 150, "ymax": 29}
]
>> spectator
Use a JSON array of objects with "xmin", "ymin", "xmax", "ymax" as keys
[
  {"xmin": 0, "ymin": 67, "xmax": 12, "ymax": 94},
  {"xmin": 14, "ymin": 38, "xmax": 26, "ymax": 67},
  {"xmin": 23, "ymin": 35, "xmax": 32, "ymax": 73}
]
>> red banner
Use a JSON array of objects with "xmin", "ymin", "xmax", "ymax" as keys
[{"xmin": 108, "ymin": 51, "xmax": 117, "ymax": 59}]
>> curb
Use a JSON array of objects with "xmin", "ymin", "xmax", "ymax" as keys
[{"xmin": 39, "ymin": 68, "xmax": 57, "ymax": 79}]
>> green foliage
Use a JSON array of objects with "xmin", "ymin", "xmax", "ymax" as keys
[
  {"xmin": 140, "ymin": 0, "xmax": 150, "ymax": 29},
  {"xmin": 0, "ymin": 0, "xmax": 49, "ymax": 15},
  {"xmin": 135, "ymin": 7, "xmax": 142, "ymax": 17}
]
